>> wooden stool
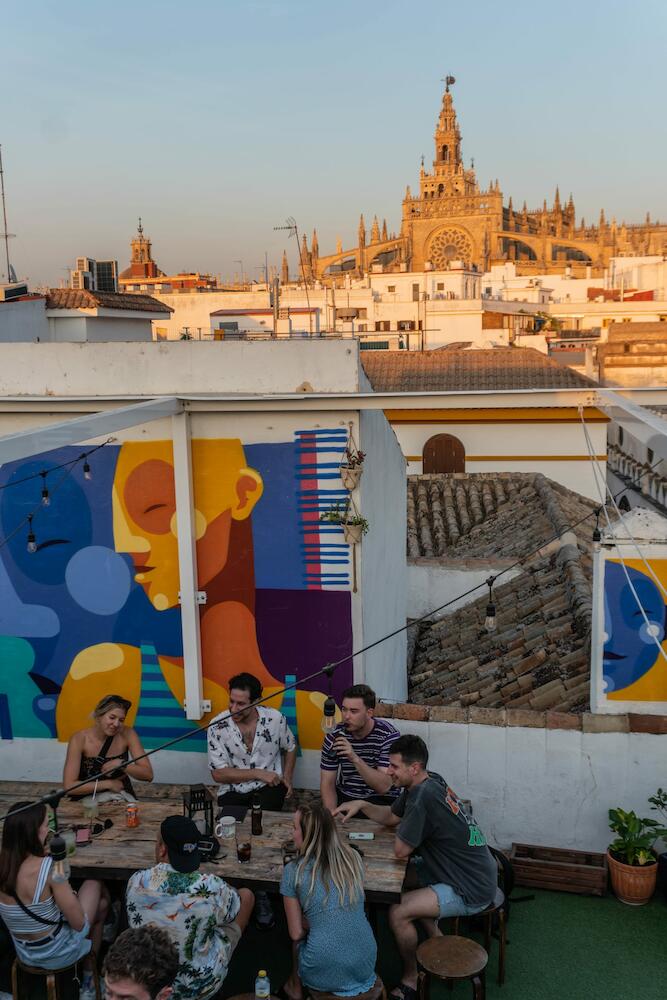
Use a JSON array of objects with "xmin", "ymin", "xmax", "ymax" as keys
[
  {"xmin": 12, "ymin": 951, "xmax": 102, "ymax": 999},
  {"xmin": 452, "ymin": 887, "xmax": 507, "ymax": 985},
  {"xmin": 417, "ymin": 936, "xmax": 487, "ymax": 1000}
]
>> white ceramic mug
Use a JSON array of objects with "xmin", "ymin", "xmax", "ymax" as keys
[{"xmin": 215, "ymin": 816, "xmax": 236, "ymax": 840}]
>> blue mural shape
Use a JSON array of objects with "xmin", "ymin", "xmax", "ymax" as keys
[{"xmin": 603, "ymin": 561, "xmax": 667, "ymax": 693}]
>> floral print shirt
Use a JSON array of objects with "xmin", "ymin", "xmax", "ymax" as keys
[
  {"xmin": 207, "ymin": 706, "xmax": 296, "ymax": 794},
  {"xmin": 126, "ymin": 863, "xmax": 240, "ymax": 1000}
]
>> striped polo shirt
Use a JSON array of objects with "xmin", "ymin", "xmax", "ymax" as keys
[{"xmin": 320, "ymin": 718, "xmax": 400, "ymax": 799}]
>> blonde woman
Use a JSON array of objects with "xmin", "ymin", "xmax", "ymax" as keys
[
  {"xmin": 280, "ymin": 804, "xmax": 380, "ymax": 1000},
  {"xmin": 63, "ymin": 694, "xmax": 153, "ymax": 801}
]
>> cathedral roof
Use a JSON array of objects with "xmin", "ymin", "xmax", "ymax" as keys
[{"xmin": 361, "ymin": 347, "xmax": 594, "ymax": 392}]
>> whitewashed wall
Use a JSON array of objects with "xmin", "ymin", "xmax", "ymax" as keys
[{"xmin": 407, "ymin": 562, "xmax": 521, "ymax": 618}]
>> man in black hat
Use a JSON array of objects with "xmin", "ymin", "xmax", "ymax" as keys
[{"xmin": 126, "ymin": 816, "xmax": 254, "ymax": 1000}]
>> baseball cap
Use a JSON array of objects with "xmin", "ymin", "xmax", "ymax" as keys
[{"xmin": 160, "ymin": 816, "xmax": 202, "ymax": 874}]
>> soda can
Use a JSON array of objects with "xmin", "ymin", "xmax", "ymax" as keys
[{"xmin": 126, "ymin": 804, "xmax": 139, "ymax": 828}]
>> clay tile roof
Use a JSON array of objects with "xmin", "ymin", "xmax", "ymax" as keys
[
  {"xmin": 45, "ymin": 289, "xmax": 172, "ymax": 314},
  {"xmin": 361, "ymin": 347, "xmax": 594, "ymax": 392},
  {"xmin": 408, "ymin": 472, "xmax": 602, "ymax": 713}
]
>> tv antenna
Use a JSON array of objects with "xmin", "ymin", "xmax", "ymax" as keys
[
  {"xmin": 0, "ymin": 146, "xmax": 16, "ymax": 284},
  {"xmin": 274, "ymin": 216, "xmax": 312, "ymax": 330}
]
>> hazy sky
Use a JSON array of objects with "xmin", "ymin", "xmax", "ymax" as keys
[{"xmin": 2, "ymin": 0, "xmax": 666, "ymax": 285}]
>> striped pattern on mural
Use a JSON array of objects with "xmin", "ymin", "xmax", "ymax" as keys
[
  {"xmin": 133, "ymin": 641, "xmax": 206, "ymax": 750},
  {"xmin": 295, "ymin": 427, "xmax": 351, "ymax": 590}
]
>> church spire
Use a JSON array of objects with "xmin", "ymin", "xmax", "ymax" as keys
[
  {"xmin": 311, "ymin": 229, "xmax": 319, "ymax": 259},
  {"xmin": 434, "ymin": 77, "xmax": 462, "ymax": 171},
  {"xmin": 381, "ymin": 218, "xmax": 388, "ymax": 241},
  {"xmin": 358, "ymin": 213, "xmax": 366, "ymax": 248},
  {"xmin": 370, "ymin": 215, "xmax": 380, "ymax": 243},
  {"xmin": 553, "ymin": 186, "xmax": 561, "ymax": 210},
  {"xmin": 281, "ymin": 250, "xmax": 289, "ymax": 285}
]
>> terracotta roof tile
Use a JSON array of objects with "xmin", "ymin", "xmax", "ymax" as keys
[
  {"xmin": 408, "ymin": 473, "xmax": 601, "ymax": 712},
  {"xmin": 45, "ymin": 289, "xmax": 172, "ymax": 314},
  {"xmin": 361, "ymin": 347, "xmax": 594, "ymax": 392}
]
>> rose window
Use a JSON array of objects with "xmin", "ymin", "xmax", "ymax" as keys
[{"xmin": 428, "ymin": 228, "xmax": 474, "ymax": 267}]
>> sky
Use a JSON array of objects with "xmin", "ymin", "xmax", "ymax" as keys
[{"xmin": 2, "ymin": 0, "xmax": 666, "ymax": 286}]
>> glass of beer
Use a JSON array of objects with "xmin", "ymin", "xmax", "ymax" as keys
[{"xmin": 236, "ymin": 836, "xmax": 252, "ymax": 863}]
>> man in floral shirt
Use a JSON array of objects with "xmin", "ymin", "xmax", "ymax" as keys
[
  {"xmin": 208, "ymin": 671, "xmax": 297, "ymax": 810},
  {"xmin": 126, "ymin": 816, "xmax": 254, "ymax": 1000}
]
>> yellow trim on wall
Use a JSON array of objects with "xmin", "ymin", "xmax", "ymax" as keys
[
  {"xmin": 405, "ymin": 454, "xmax": 607, "ymax": 462},
  {"xmin": 386, "ymin": 406, "xmax": 608, "ymax": 425}
]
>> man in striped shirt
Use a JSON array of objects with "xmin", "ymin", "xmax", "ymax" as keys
[{"xmin": 320, "ymin": 684, "xmax": 400, "ymax": 811}]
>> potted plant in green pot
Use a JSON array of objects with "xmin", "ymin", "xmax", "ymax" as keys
[
  {"xmin": 320, "ymin": 503, "xmax": 369, "ymax": 545},
  {"xmin": 607, "ymin": 807, "xmax": 667, "ymax": 905},
  {"xmin": 340, "ymin": 446, "xmax": 365, "ymax": 492}
]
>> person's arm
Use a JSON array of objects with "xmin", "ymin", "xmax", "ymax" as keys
[
  {"xmin": 333, "ymin": 799, "xmax": 399, "ymax": 826},
  {"xmin": 122, "ymin": 729, "xmax": 153, "ymax": 783},
  {"xmin": 283, "ymin": 894, "xmax": 307, "ymax": 942},
  {"xmin": 50, "ymin": 872, "xmax": 86, "ymax": 931},
  {"xmin": 393, "ymin": 834, "xmax": 415, "ymax": 860},
  {"xmin": 320, "ymin": 769, "xmax": 338, "ymax": 812},
  {"xmin": 63, "ymin": 731, "xmax": 124, "ymax": 797},
  {"xmin": 282, "ymin": 747, "xmax": 297, "ymax": 798},
  {"xmin": 332, "ymin": 734, "xmax": 393, "ymax": 794}
]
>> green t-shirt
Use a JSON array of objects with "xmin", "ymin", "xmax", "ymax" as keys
[{"xmin": 392, "ymin": 771, "xmax": 497, "ymax": 907}]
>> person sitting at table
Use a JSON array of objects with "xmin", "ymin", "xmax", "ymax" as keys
[
  {"xmin": 126, "ymin": 814, "xmax": 254, "ymax": 1000},
  {"xmin": 103, "ymin": 925, "xmax": 180, "ymax": 1000},
  {"xmin": 63, "ymin": 693, "xmax": 153, "ymax": 801},
  {"xmin": 334, "ymin": 735, "xmax": 497, "ymax": 1000},
  {"xmin": 0, "ymin": 800, "xmax": 108, "ymax": 1000},
  {"xmin": 320, "ymin": 684, "xmax": 399, "ymax": 813},
  {"xmin": 208, "ymin": 671, "xmax": 297, "ymax": 810},
  {"xmin": 280, "ymin": 803, "xmax": 382, "ymax": 1000}
]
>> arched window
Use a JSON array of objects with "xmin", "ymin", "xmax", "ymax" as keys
[
  {"xmin": 423, "ymin": 434, "xmax": 465, "ymax": 473},
  {"xmin": 441, "ymin": 145, "xmax": 449, "ymax": 163},
  {"xmin": 438, "ymin": 184, "xmax": 444, "ymax": 196}
]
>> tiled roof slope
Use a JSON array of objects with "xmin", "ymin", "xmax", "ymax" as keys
[
  {"xmin": 45, "ymin": 289, "xmax": 172, "ymax": 313},
  {"xmin": 361, "ymin": 347, "xmax": 594, "ymax": 393},
  {"xmin": 409, "ymin": 473, "xmax": 599, "ymax": 712}
]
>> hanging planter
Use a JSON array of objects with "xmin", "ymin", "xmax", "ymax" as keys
[
  {"xmin": 341, "ymin": 464, "xmax": 363, "ymax": 491},
  {"xmin": 340, "ymin": 426, "xmax": 365, "ymax": 493},
  {"xmin": 320, "ymin": 502, "xmax": 369, "ymax": 543}
]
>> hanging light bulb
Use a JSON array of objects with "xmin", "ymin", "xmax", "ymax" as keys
[
  {"xmin": 26, "ymin": 515, "xmax": 37, "ymax": 554},
  {"xmin": 40, "ymin": 471, "xmax": 50, "ymax": 507},
  {"xmin": 484, "ymin": 577, "xmax": 496, "ymax": 633},
  {"xmin": 49, "ymin": 833, "xmax": 70, "ymax": 884},
  {"xmin": 592, "ymin": 509, "xmax": 602, "ymax": 553},
  {"xmin": 83, "ymin": 458, "xmax": 92, "ymax": 481},
  {"xmin": 321, "ymin": 695, "xmax": 337, "ymax": 733}
]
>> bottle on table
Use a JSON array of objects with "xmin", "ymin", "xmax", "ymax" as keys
[
  {"xmin": 251, "ymin": 793, "xmax": 263, "ymax": 836},
  {"xmin": 255, "ymin": 969, "xmax": 270, "ymax": 1000}
]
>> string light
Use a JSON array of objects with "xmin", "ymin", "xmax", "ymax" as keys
[
  {"xmin": 321, "ymin": 696, "xmax": 337, "ymax": 733},
  {"xmin": 592, "ymin": 508, "xmax": 602, "ymax": 553},
  {"xmin": 82, "ymin": 458, "xmax": 92, "ymax": 481},
  {"xmin": 26, "ymin": 515, "xmax": 37, "ymax": 553},
  {"xmin": 484, "ymin": 576, "xmax": 497, "ymax": 633},
  {"xmin": 40, "ymin": 471, "xmax": 50, "ymax": 507}
]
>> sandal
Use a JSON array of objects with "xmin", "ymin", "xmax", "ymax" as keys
[{"xmin": 389, "ymin": 984, "xmax": 419, "ymax": 1000}]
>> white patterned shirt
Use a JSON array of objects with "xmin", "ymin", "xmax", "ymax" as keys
[{"xmin": 207, "ymin": 706, "xmax": 296, "ymax": 794}]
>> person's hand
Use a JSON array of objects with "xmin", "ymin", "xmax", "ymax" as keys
[
  {"xmin": 106, "ymin": 778, "xmax": 124, "ymax": 792},
  {"xmin": 255, "ymin": 769, "xmax": 283, "ymax": 787},
  {"xmin": 284, "ymin": 781, "xmax": 294, "ymax": 798},
  {"xmin": 100, "ymin": 758, "xmax": 119, "ymax": 775},
  {"xmin": 332, "ymin": 801, "xmax": 363, "ymax": 823},
  {"xmin": 333, "ymin": 735, "xmax": 357, "ymax": 763}
]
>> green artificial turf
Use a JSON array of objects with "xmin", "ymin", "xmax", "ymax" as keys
[{"xmin": 223, "ymin": 889, "xmax": 667, "ymax": 1000}]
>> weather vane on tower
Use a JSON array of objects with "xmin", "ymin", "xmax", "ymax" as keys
[{"xmin": 442, "ymin": 74, "xmax": 456, "ymax": 92}]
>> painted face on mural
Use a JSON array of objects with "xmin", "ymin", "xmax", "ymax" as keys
[
  {"xmin": 112, "ymin": 440, "xmax": 263, "ymax": 611},
  {"xmin": 603, "ymin": 560, "xmax": 667, "ymax": 696}
]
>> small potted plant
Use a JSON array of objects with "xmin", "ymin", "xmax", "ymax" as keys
[
  {"xmin": 320, "ymin": 503, "xmax": 369, "ymax": 544},
  {"xmin": 340, "ymin": 446, "xmax": 365, "ymax": 492},
  {"xmin": 648, "ymin": 788, "xmax": 667, "ymax": 903},
  {"xmin": 607, "ymin": 807, "xmax": 667, "ymax": 905}
]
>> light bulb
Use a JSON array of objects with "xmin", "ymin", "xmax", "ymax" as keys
[
  {"xmin": 27, "ymin": 518, "xmax": 37, "ymax": 553},
  {"xmin": 484, "ymin": 602, "xmax": 496, "ymax": 633},
  {"xmin": 83, "ymin": 460, "xmax": 92, "ymax": 481},
  {"xmin": 41, "ymin": 488, "xmax": 50, "ymax": 506},
  {"xmin": 321, "ymin": 696, "xmax": 337, "ymax": 733},
  {"xmin": 592, "ymin": 527, "xmax": 601, "ymax": 553},
  {"xmin": 49, "ymin": 833, "xmax": 70, "ymax": 883}
]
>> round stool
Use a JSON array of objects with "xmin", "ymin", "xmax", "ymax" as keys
[
  {"xmin": 417, "ymin": 935, "xmax": 487, "ymax": 1000},
  {"xmin": 451, "ymin": 887, "xmax": 506, "ymax": 985},
  {"xmin": 12, "ymin": 952, "xmax": 102, "ymax": 1000}
]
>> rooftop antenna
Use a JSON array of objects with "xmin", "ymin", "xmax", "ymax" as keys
[
  {"xmin": 274, "ymin": 216, "xmax": 312, "ymax": 333},
  {"xmin": 0, "ymin": 145, "xmax": 16, "ymax": 284}
]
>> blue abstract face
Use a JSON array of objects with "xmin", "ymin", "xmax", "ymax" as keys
[{"xmin": 603, "ymin": 561, "xmax": 666, "ymax": 693}]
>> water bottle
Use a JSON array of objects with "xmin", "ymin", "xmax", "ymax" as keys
[{"xmin": 254, "ymin": 970, "xmax": 270, "ymax": 1000}]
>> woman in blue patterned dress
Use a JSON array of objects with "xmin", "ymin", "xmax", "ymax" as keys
[{"xmin": 280, "ymin": 804, "xmax": 380, "ymax": 999}]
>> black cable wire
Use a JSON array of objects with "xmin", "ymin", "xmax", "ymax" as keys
[
  {"xmin": 0, "ymin": 439, "xmax": 112, "ymax": 492},
  {"xmin": 0, "ymin": 440, "xmax": 663, "ymax": 823}
]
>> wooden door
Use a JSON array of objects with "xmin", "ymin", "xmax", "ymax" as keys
[{"xmin": 422, "ymin": 434, "xmax": 465, "ymax": 473}]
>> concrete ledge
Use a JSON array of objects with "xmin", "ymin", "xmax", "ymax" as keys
[
  {"xmin": 394, "ymin": 703, "xmax": 430, "ymax": 722},
  {"xmin": 468, "ymin": 707, "xmax": 507, "ymax": 727},
  {"xmin": 628, "ymin": 713, "xmax": 667, "ymax": 734},
  {"xmin": 546, "ymin": 711, "xmax": 582, "ymax": 731},
  {"xmin": 582, "ymin": 712, "xmax": 630, "ymax": 733},
  {"xmin": 506, "ymin": 709, "xmax": 547, "ymax": 728},
  {"xmin": 429, "ymin": 706, "xmax": 469, "ymax": 723}
]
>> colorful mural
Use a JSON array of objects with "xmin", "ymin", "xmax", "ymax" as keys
[
  {"xmin": 603, "ymin": 558, "xmax": 667, "ymax": 702},
  {"xmin": 0, "ymin": 427, "xmax": 354, "ymax": 750}
]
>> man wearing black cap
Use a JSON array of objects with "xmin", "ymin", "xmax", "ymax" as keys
[{"xmin": 126, "ymin": 816, "xmax": 254, "ymax": 1000}]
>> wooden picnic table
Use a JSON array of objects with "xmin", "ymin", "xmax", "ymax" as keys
[{"xmin": 59, "ymin": 797, "xmax": 407, "ymax": 904}]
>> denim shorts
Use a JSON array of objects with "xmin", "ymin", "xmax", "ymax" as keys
[
  {"xmin": 13, "ymin": 918, "xmax": 91, "ymax": 971},
  {"xmin": 413, "ymin": 857, "xmax": 491, "ymax": 919}
]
